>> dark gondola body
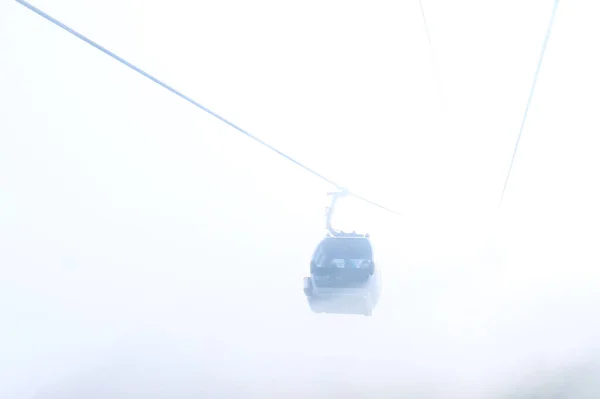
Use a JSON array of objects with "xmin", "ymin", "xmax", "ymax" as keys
[{"xmin": 303, "ymin": 233, "xmax": 381, "ymax": 316}]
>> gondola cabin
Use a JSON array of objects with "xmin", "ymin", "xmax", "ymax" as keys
[{"xmin": 303, "ymin": 233, "xmax": 381, "ymax": 316}]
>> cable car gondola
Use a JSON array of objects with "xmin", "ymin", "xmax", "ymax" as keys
[{"xmin": 303, "ymin": 189, "xmax": 382, "ymax": 316}]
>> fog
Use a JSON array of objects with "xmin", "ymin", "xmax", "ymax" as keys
[{"xmin": 2, "ymin": 0, "xmax": 600, "ymax": 397}]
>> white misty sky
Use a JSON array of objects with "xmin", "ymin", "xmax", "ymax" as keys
[{"xmin": 1, "ymin": 0, "xmax": 600, "ymax": 397}]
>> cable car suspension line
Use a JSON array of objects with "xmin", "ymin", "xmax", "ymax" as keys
[
  {"xmin": 16, "ymin": 0, "xmax": 401, "ymax": 217},
  {"xmin": 418, "ymin": 0, "xmax": 446, "ymax": 111},
  {"xmin": 498, "ymin": 0, "xmax": 560, "ymax": 207}
]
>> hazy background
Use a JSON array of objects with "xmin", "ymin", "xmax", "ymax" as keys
[{"xmin": 2, "ymin": 0, "xmax": 600, "ymax": 397}]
